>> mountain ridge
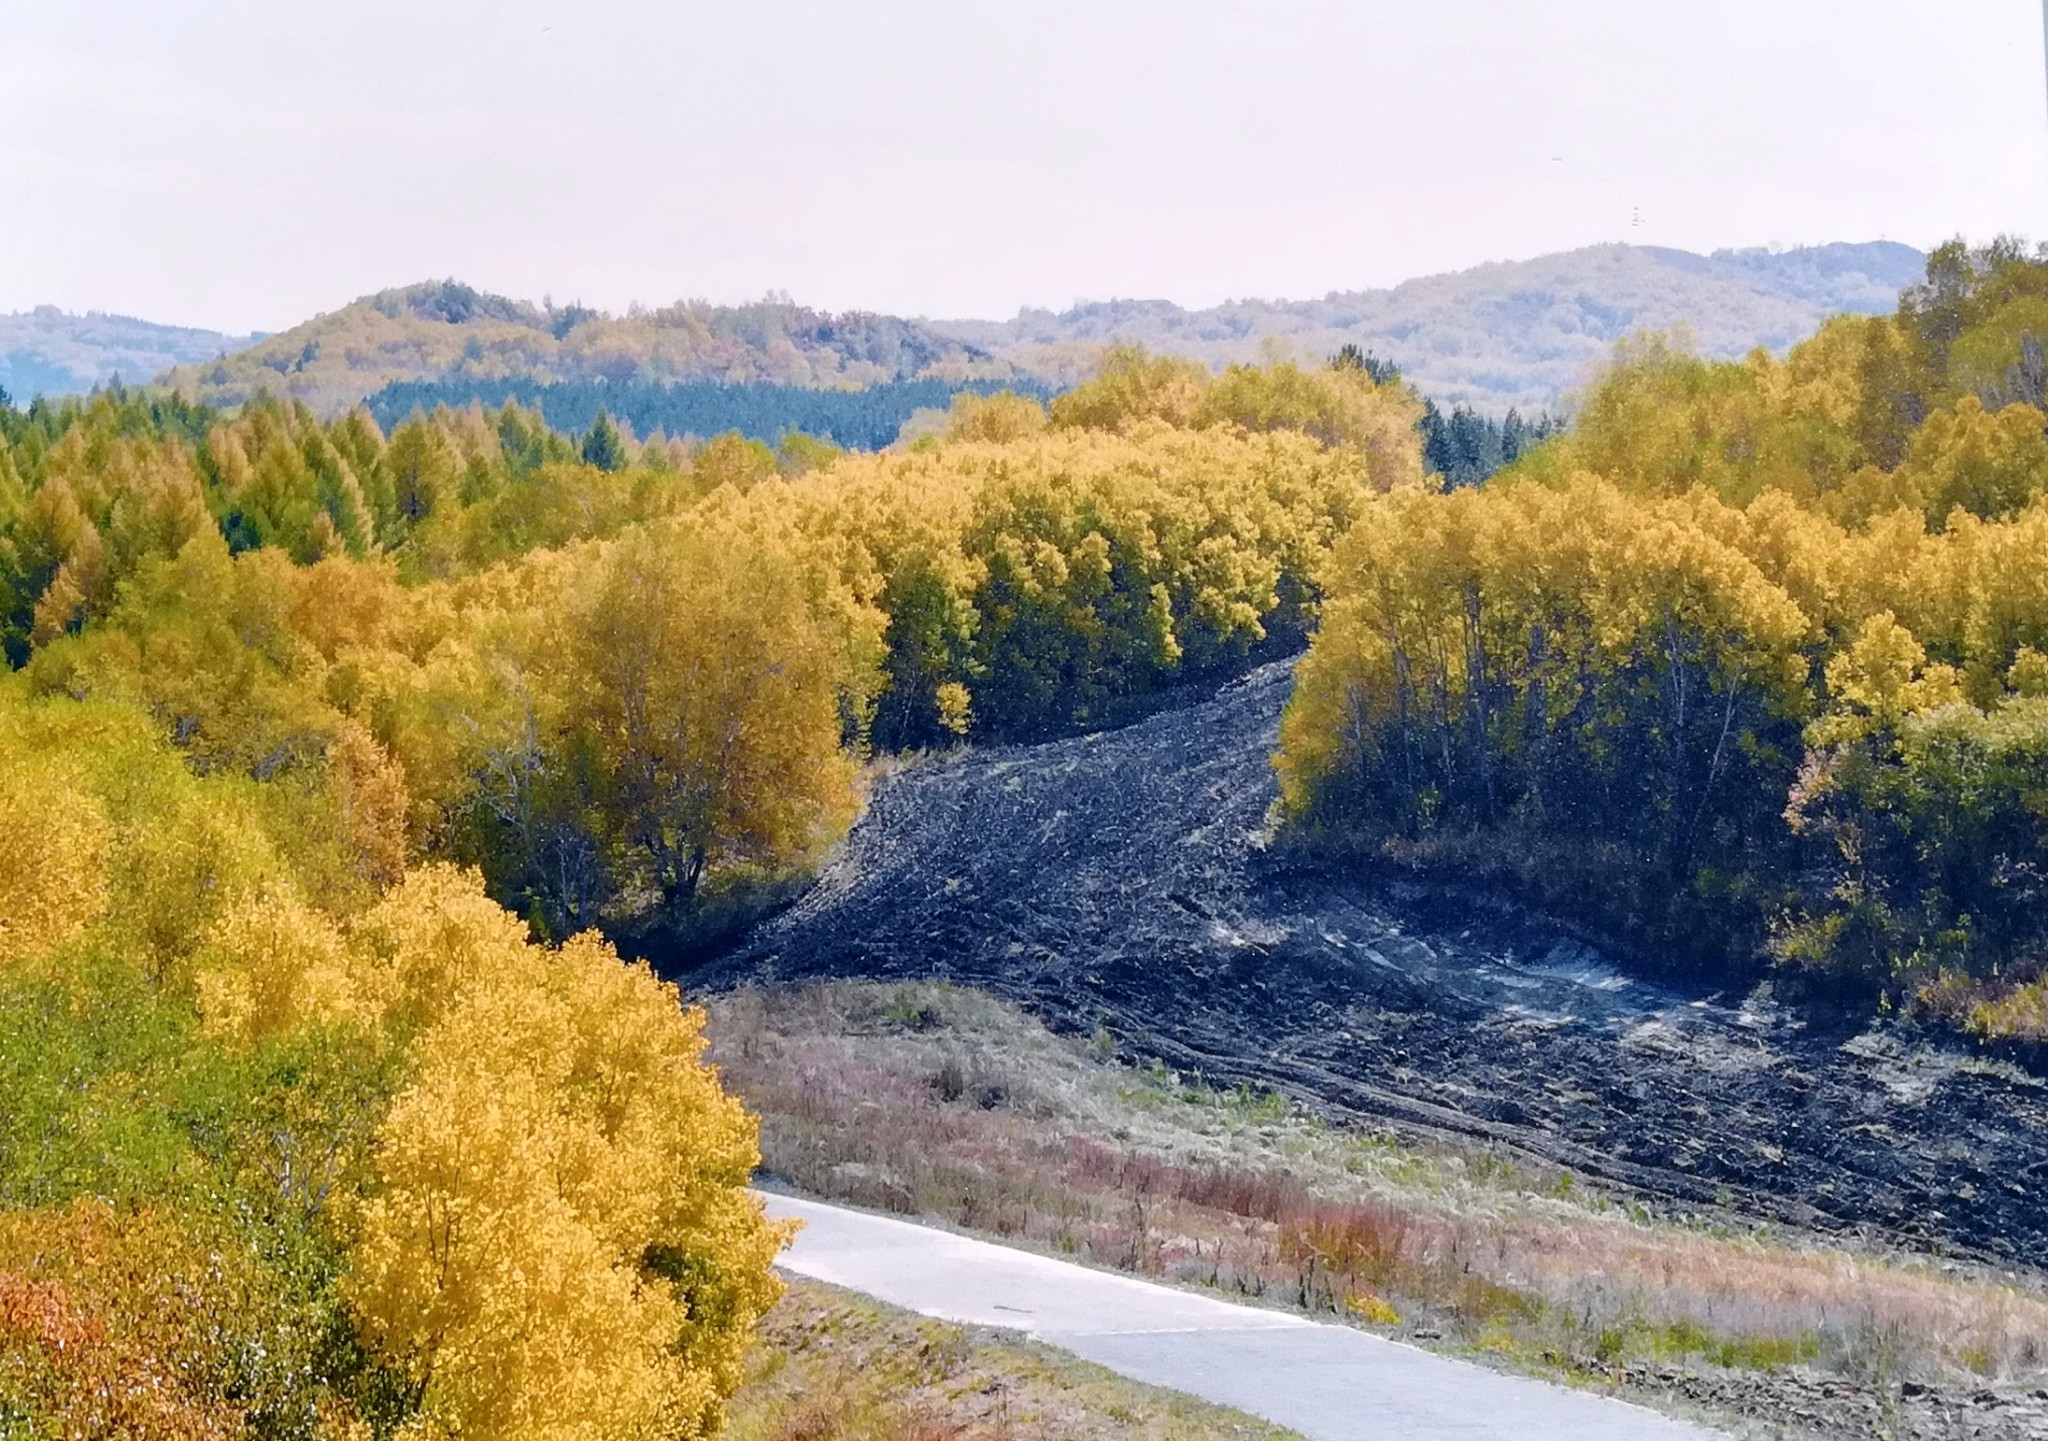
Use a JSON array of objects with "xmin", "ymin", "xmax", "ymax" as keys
[
  {"xmin": 0, "ymin": 304, "xmax": 257, "ymax": 401},
  {"xmin": 6, "ymin": 241, "xmax": 1929, "ymax": 415},
  {"xmin": 150, "ymin": 279, "xmax": 1002, "ymax": 414},
  {"xmin": 927, "ymin": 240, "xmax": 1928, "ymax": 411}
]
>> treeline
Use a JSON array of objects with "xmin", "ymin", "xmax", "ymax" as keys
[
  {"xmin": 1419, "ymin": 399, "xmax": 1559, "ymax": 487},
  {"xmin": 1, "ymin": 355, "xmax": 1416, "ymax": 932},
  {"xmin": 0, "ymin": 383, "xmax": 866, "ymax": 663},
  {"xmin": 1331, "ymin": 345, "xmax": 1557, "ymax": 487},
  {"xmin": 0, "ymin": 350, "xmax": 1420, "ymax": 1437},
  {"xmin": 365, "ymin": 376, "xmax": 1056, "ymax": 453},
  {"xmin": 1278, "ymin": 238, "xmax": 2048, "ymax": 1044}
]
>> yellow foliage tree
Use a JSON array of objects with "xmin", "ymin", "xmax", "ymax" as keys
[
  {"xmin": 0, "ymin": 753, "xmax": 109, "ymax": 965},
  {"xmin": 1049, "ymin": 346, "xmax": 1209, "ymax": 432},
  {"xmin": 1809, "ymin": 612, "xmax": 1963, "ymax": 746},
  {"xmin": 1198, "ymin": 360, "xmax": 1426, "ymax": 489},
  {"xmin": 345, "ymin": 866, "xmax": 786, "ymax": 1441},
  {"xmin": 942, "ymin": 390, "xmax": 1048, "ymax": 444},
  {"xmin": 548, "ymin": 521, "xmax": 863, "ymax": 913},
  {"xmin": 193, "ymin": 881, "xmax": 378, "ymax": 1042}
]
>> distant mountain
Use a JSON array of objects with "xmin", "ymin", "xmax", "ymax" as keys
[
  {"xmin": 4, "ymin": 242, "xmax": 1928, "ymax": 417},
  {"xmin": 156, "ymin": 280, "xmax": 1003, "ymax": 414},
  {"xmin": 0, "ymin": 306, "xmax": 255, "ymax": 400},
  {"xmin": 930, "ymin": 241, "xmax": 1930, "ymax": 413}
]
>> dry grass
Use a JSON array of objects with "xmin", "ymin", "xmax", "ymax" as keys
[
  {"xmin": 726, "ymin": 1276, "xmax": 1306, "ymax": 1441},
  {"xmin": 706, "ymin": 981, "xmax": 2048, "ymax": 1397}
]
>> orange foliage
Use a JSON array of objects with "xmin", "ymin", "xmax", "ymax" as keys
[{"xmin": 0, "ymin": 1205, "xmax": 250, "ymax": 1441}]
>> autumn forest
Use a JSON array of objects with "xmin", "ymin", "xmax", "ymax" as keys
[{"xmin": 8, "ymin": 238, "xmax": 2048, "ymax": 1438}]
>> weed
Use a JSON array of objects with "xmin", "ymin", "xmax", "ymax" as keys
[{"xmin": 1344, "ymin": 1292, "xmax": 1401, "ymax": 1327}]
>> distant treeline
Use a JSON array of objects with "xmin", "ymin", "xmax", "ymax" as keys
[
  {"xmin": 1419, "ymin": 400, "xmax": 1559, "ymax": 487},
  {"xmin": 1332, "ymin": 346, "xmax": 1556, "ymax": 486},
  {"xmin": 364, "ymin": 375, "xmax": 1057, "ymax": 451},
  {"xmin": 362, "ymin": 369, "xmax": 1546, "ymax": 484}
]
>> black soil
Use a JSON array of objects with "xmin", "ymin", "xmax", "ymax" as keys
[{"xmin": 688, "ymin": 662, "xmax": 2048, "ymax": 1268}]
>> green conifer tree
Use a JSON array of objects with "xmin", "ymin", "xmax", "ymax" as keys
[{"xmin": 581, "ymin": 409, "xmax": 625, "ymax": 472}]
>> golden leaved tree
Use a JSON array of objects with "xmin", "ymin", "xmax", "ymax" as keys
[
  {"xmin": 0, "ymin": 673, "xmax": 792, "ymax": 1441},
  {"xmin": 340, "ymin": 866, "xmax": 787, "ymax": 1441},
  {"xmin": 0, "ymin": 748, "xmax": 109, "ymax": 965},
  {"xmin": 546, "ymin": 521, "xmax": 866, "ymax": 915}
]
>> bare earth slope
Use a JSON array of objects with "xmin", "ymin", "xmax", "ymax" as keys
[{"xmin": 696, "ymin": 662, "xmax": 2048, "ymax": 1266}]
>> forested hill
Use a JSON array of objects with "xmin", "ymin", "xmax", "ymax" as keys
[
  {"xmin": 931, "ymin": 242, "xmax": 1928, "ymax": 413},
  {"xmin": 43, "ymin": 240, "xmax": 1921, "ymax": 417},
  {"xmin": 0, "ymin": 306, "xmax": 255, "ymax": 400},
  {"xmin": 157, "ymin": 280, "xmax": 1005, "ymax": 413}
]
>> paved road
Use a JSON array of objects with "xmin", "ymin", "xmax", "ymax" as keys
[{"xmin": 765, "ymin": 1193, "xmax": 1725, "ymax": 1441}]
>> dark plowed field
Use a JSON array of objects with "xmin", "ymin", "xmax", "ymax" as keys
[{"xmin": 691, "ymin": 662, "xmax": 2048, "ymax": 1265}]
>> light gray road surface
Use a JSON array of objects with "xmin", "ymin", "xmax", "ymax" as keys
[{"xmin": 766, "ymin": 1192, "xmax": 1725, "ymax": 1441}]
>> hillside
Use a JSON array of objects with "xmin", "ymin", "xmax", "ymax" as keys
[
  {"xmin": 699, "ymin": 661, "xmax": 2048, "ymax": 1268},
  {"xmin": 715, "ymin": 982, "xmax": 2048, "ymax": 1440},
  {"xmin": 134, "ymin": 241, "xmax": 1926, "ymax": 418},
  {"xmin": 0, "ymin": 306, "xmax": 254, "ymax": 399},
  {"xmin": 157, "ymin": 279, "xmax": 1004, "ymax": 412},
  {"xmin": 932, "ymin": 241, "xmax": 1928, "ymax": 412}
]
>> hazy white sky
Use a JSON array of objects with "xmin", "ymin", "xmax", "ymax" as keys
[{"xmin": 5, "ymin": 0, "xmax": 2046, "ymax": 333}]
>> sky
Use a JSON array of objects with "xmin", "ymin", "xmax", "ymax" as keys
[{"xmin": 5, "ymin": 0, "xmax": 2048, "ymax": 334}]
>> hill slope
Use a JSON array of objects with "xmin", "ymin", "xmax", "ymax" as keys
[
  {"xmin": 0, "ymin": 306, "xmax": 254, "ymax": 399},
  {"xmin": 122, "ymin": 240, "xmax": 1928, "ymax": 417},
  {"xmin": 932, "ymin": 241, "xmax": 1928, "ymax": 412},
  {"xmin": 158, "ymin": 280, "xmax": 1001, "ymax": 413},
  {"xmin": 698, "ymin": 659, "xmax": 2048, "ymax": 1268}
]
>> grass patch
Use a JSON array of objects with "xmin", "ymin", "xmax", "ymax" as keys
[{"xmin": 729, "ymin": 1277, "xmax": 1306, "ymax": 1441}]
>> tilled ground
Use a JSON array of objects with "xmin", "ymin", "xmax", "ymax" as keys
[
  {"xmin": 1633, "ymin": 1368, "xmax": 2048, "ymax": 1441},
  {"xmin": 689, "ymin": 662, "xmax": 2048, "ymax": 1269}
]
